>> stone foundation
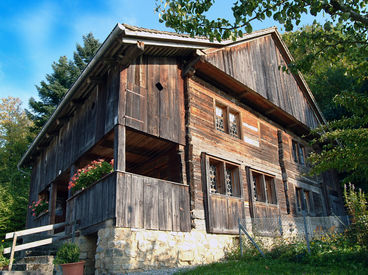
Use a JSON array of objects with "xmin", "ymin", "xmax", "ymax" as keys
[{"xmin": 94, "ymin": 227, "xmax": 238, "ymax": 274}]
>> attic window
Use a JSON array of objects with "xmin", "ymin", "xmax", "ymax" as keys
[{"xmin": 214, "ymin": 102, "xmax": 240, "ymax": 139}]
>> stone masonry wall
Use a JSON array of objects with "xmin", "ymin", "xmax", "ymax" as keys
[{"xmin": 95, "ymin": 226, "xmax": 238, "ymax": 274}]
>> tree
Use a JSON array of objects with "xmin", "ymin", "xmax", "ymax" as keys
[
  {"xmin": 156, "ymin": 0, "xmax": 367, "ymax": 43},
  {"xmin": 283, "ymin": 24, "xmax": 368, "ymax": 121},
  {"xmin": 27, "ymin": 33, "xmax": 101, "ymax": 133},
  {"xmin": 0, "ymin": 97, "xmax": 34, "ymax": 237},
  {"xmin": 156, "ymin": 0, "xmax": 368, "ymax": 190}
]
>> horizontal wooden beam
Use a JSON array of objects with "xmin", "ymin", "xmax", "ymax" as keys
[
  {"xmin": 5, "ymin": 222, "xmax": 66, "ymax": 239},
  {"xmin": 4, "ymin": 236, "xmax": 64, "ymax": 254}
]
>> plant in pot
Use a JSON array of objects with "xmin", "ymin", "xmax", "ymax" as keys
[{"xmin": 54, "ymin": 243, "xmax": 84, "ymax": 275}]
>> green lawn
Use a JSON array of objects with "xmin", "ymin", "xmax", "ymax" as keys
[{"xmin": 177, "ymin": 258, "xmax": 368, "ymax": 275}]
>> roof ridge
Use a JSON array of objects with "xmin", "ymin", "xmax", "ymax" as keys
[{"xmin": 122, "ymin": 23, "xmax": 278, "ymax": 44}]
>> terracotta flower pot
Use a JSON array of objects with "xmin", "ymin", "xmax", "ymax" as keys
[{"xmin": 60, "ymin": 261, "xmax": 84, "ymax": 275}]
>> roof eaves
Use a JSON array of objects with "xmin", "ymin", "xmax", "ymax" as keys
[{"xmin": 18, "ymin": 23, "xmax": 126, "ymax": 168}]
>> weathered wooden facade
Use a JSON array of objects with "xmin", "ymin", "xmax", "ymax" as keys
[{"xmin": 19, "ymin": 24, "xmax": 345, "ymax": 273}]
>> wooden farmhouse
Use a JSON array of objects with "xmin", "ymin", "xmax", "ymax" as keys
[{"xmin": 19, "ymin": 24, "xmax": 345, "ymax": 273}]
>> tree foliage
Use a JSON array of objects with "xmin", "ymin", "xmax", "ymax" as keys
[
  {"xmin": 0, "ymin": 97, "xmax": 34, "ymax": 238},
  {"xmin": 283, "ymin": 23, "xmax": 368, "ymax": 121},
  {"xmin": 156, "ymin": 0, "xmax": 368, "ymax": 43},
  {"xmin": 157, "ymin": 0, "xmax": 368, "ymax": 190},
  {"xmin": 27, "ymin": 33, "xmax": 101, "ymax": 133}
]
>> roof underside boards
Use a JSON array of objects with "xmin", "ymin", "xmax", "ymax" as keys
[
  {"xmin": 193, "ymin": 59, "xmax": 311, "ymax": 136},
  {"xmin": 203, "ymin": 33, "xmax": 321, "ymax": 130}
]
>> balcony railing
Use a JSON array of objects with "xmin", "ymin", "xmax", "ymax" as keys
[{"xmin": 66, "ymin": 171, "xmax": 190, "ymax": 233}]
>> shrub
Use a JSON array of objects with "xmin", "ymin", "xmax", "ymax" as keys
[
  {"xmin": 68, "ymin": 159, "xmax": 113, "ymax": 193},
  {"xmin": 0, "ymin": 244, "xmax": 9, "ymax": 268},
  {"xmin": 54, "ymin": 243, "xmax": 80, "ymax": 264},
  {"xmin": 344, "ymin": 183, "xmax": 368, "ymax": 246}
]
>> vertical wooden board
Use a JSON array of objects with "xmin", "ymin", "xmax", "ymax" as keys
[
  {"xmin": 119, "ymin": 173, "xmax": 130, "ymax": 227},
  {"xmin": 130, "ymin": 174, "xmax": 144, "ymax": 228},
  {"xmin": 109, "ymin": 173, "xmax": 117, "ymax": 219},
  {"xmin": 179, "ymin": 186, "xmax": 191, "ymax": 232},
  {"xmin": 177, "ymin": 62, "xmax": 185, "ymax": 145},
  {"xmin": 146, "ymin": 56, "xmax": 159, "ymax": 136},
  {"xmin": 171, "ymin": 183, "xmax": 180, "ymax": 231},
  {"xmin": 95, "ymin": 181, "xmax": 102, "ymax": 223},
  {"xmin": 158, "ymin": 180, "xmax": 169, "ymax": 230},
  {"xmin": 95, "ymin": 79, "xmax": 107, "ymax": 142},
  {"xmin": 125, "ymin": 173, "xmax": 132, "ymax": 228},
  {"xmin": 143, "ymin": 178, "xmax": 157, "ymax": 230},
  {"xmin": 227, "ymin": 198, "xmax": 241, "ymax": 231},
  {"xmin": 159, "ymin": 58, "xmax": 170, "ymax": 140},
  {"xmin": 169, "ymin": 59, "xmax": 179, "ymax": 143},
  {"xmin": 114, "ymin": 124, "xmax": 125, "ymax": 172},
  {"xmin": 119, "ymin": 69, "xmax": 127, "ymax": 124}
]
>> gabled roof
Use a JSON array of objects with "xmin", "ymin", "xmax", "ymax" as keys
[{"xmin": 19, "ymin": 23, "xmax": 325, "ymax": 168}]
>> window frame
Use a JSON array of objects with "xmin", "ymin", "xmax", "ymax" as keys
[
  {"xmin": 292, "ymin": 140, "xmax": 306, "ymax": 165},
  {"xmin": 249, "ymin": 169, "xmax": 278, "ymax": 205},
  {"xmin": 214, "ymin": 101, "xmax": 241, "ymax": 139},
  {"xmin": 204, "ymin": 154, "xmax": 242, "ymax": 198},
  {"xmin": 295, "ymin": 187, "xmax": 315, "ymax": 215}
]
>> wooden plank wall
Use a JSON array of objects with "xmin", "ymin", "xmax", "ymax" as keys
[
  {"xmin": 205, "ymin": 35, "xmax": 320, "ymax": 129},
  {"xmin": 66, "ymin": 173, "xmax": 116, "ymax": 231},
  {"xmin": 121, "ymin": 55, "xmax": 185, "ymax": 145},
  {"xmin": 187, "ymin": 76, "xmax": 328, "ymax": 234},
  {"xmin": 115, "ymin": 172, "xmax": 190, "ymax": 232},
  {"xmin": 208, "ymin": 195, "xmax": 244, "ymax": 233},
  {"xmin": 27, "ymin": 69, "xmax": 119, "ymax": 228}
]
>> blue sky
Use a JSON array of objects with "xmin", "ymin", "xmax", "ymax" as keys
[{"xmin": 0, "ymin": 0, "xmax": 326, "ymax": 108}]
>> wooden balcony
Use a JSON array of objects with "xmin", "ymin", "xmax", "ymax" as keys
[{"xmin": 66, "ymin": 171, "xmax": 190, "ymax": 234}]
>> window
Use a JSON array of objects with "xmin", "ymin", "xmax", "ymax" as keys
[
  {"xmin": 292, "ymin": 140, "xmax": 305, "ymax": 165},
  {"xmin": 214, "ymin": 102, "xmax": 240, "ymax": 139},
  {"xmin": 251, "ymin": 170, "xmax": 277, "ymax": 204},
  {"xmin": 206, "ymin": 156, "xmax": 241, "ymax": 197},
  {"xmin": 296, "ymin": 187, "xmax": 314, "ymax": 214}
]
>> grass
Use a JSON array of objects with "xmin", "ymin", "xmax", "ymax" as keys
[
  {"xmin": 177, "ymin": 257, "xmax": 368, "ymax": 275},
  {"xmin": 176, "ymin": 231, "xmax": 368, "ymax": 275}
]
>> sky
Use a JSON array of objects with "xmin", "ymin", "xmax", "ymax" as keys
[{"xmin": 0, "ymin": 0, "xmax": 327, "ymax": 108}]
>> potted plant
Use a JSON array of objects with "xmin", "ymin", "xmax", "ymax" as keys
[
  {"xmin": 68, "ymin": 158, "xmax": 113, "ymax": 194},
  {"xmin": 54, "ymin": 242, "xmax": 84, "ymax": 275},
  {"xmin": 29, "ymin": 198, "xmax": 49, "ymax": 218}
]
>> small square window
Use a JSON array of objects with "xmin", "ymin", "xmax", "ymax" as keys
[{"xmin": 214, "ymin": 102, "xmax": 240, "ymax": 139}]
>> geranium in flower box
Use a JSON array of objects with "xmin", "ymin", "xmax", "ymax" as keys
[
  {"xmin": 68, "ymin": 159, "xmax": 114, "ymax": 193},
  {"xmin": 29, "ymin": 198, "xmax": 49, "ymax": 217}
]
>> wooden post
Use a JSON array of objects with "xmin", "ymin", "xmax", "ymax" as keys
[
  {"xmin": 278, "ymin": 214, "xmax": 283, "ymax": 236},
  {"xmin": 239, "ymin": 223, "xmax": 265, "ymax": 258},
  {"xmin": 49, "ymin": 183, "xmax": 57, "ymax": 225},
  {"xmin": 178, "ymin": 145, "xmax": 187, "ymax": 185},
  {"xmin": 68, "ymin": 165, "xmax": 77, "ymax": 199},
  {"xmin": 239, "ymin": 218, "xmax": 243, "ymax": 257},
  {"xmin": 114, "ymin": 124, "xmax": 126, "ymax": 172},
  {"xmin": 8, "ymin": 233, "xmax": 17, "ymax": 271},
  {"xmin": 303, "ymin": 211, "xmax": 311, "ymax": 255}
]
